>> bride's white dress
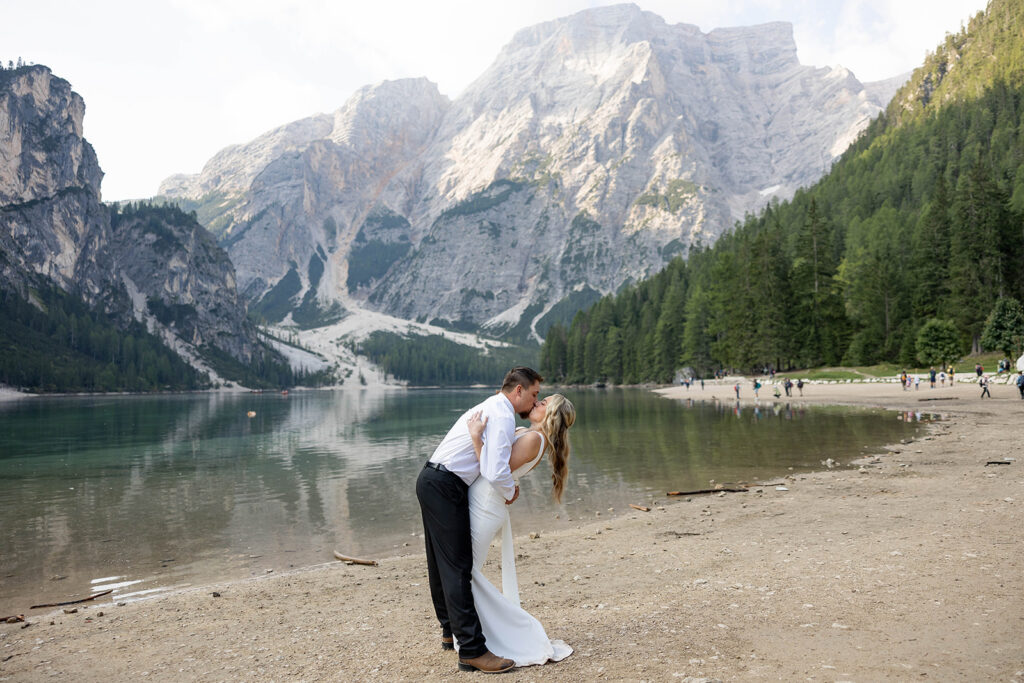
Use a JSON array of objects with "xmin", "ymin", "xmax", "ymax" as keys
[{"xmin": 462, "ymin": 430, "xmax": 572, "ymax": 666}]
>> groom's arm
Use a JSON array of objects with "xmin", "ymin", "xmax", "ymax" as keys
[{"xmin": 478, "ymin": 407, "xmax": 517, "ymax": 501}]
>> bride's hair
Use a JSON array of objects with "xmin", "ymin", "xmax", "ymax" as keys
[{"xmin": 539, "ymin": 394, "xmax": 575, "ymax": 503}]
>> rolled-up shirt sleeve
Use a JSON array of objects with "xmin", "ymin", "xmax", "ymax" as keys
[{"xmin": 479, "ymin": 402, "xmax": 517, "ymax": 501}]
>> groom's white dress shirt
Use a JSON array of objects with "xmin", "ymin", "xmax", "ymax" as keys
[{"xmin": 428, "ymin": 392, "xmax": 517, "ymax": 501}]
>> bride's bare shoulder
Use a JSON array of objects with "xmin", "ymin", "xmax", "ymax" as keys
[
  {"xmin": 510, "ymin": 430, "xmax": 542, "ymax": 469},
  {"xmin": 513, "ymin": 430, "xmax": 540, "ymax": 447}
]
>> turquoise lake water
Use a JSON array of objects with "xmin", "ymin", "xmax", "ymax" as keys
[{"xmin": 0, "ymin": 387, "xmax": 925, "ymax": 613}]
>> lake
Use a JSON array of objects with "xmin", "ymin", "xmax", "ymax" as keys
[{"xmin": 0, "ymin": 387, "xmax": 926, "ymax": 613}]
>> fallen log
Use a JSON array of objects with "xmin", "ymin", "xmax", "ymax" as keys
[
  {"xmin": 30, "ymin": 588, "xmax": 112, "ymax": 609},
  {"xmin": 985, "ymin": 460, "xmax": 1012, "ymax": 466},
  {"xmin": 333, "ymin": 551, "xmax": 378, "ymax": 566},
  {"xmin": 628, "ymin": 504, "xmax": 651, "ymax": 512},
  {"xmin": 667, "ymin": 487, "xmax": 748, "ymax": 496}
]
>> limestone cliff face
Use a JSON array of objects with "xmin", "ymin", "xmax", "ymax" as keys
[
  {"xmin": 161, "ymin": 78, "xmax": 450, "ymax": 324},
  {"xmin": 159, "ymin": 5, "xmax": 904, "ymax": 337},
  {"xmin": 0, "ymin": 66, "xmax": 117, "ymax": 303},
  {"xmin": 108, "ymin": 205, "xmax": 257, "ymax": 362},
  {"xmin": 1, "ymin": 65, "xmax": 258, "ymax": 368}
]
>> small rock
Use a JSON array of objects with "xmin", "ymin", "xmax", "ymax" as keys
[
  {"xmin": 832, "ymin": 622, "xmax": 850, "ymax": 629},
  {"xmin": 212, "ymin": 592, "xmax": 221, "ymax": 598},
  {"xmin": 63, "ymin": 608, "xmax": 77, "ymax": 614},
  {"xmin": 529, "ymin": 532, "xmax": 540, "ymax": 539}
]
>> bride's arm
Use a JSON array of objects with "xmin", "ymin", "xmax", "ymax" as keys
[{"xmin": 467, "ymin": 411, "xmax": 487, "ymax": 460}]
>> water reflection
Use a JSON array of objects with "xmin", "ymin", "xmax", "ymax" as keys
[{"xmin": 0, "ymin": 388, "xmax": 922, "ymax": 613}]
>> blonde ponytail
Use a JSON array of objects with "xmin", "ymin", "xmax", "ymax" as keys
[{"xmin": 539, "ymin": 394, "xmax": 576, "ymax": 503}]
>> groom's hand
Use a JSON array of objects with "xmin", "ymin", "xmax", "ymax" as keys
[{"xmin": 506, "ymin": 485, "xmax": 520, "ymax": 505}]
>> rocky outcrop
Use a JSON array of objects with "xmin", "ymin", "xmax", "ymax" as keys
[
  {"xmin": 1, "ymin": 65, "xmax": 260, "ymax": 369},
  {"xmin": 0, "ymin": 65, "xmax": 121, "ymax": 305},
  {"xmin": 108, "ymin": 203, "xmax": 257, "ymax": 362},
  {"xmin": 159, "ymin": 5, "xmax": 907, "ymax": 338}
]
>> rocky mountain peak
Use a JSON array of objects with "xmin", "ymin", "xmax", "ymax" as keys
[
  {"xmin": 156, "ymin": 7, "xmax": 907, "ymax": 340},
  {"xmin": 0, "ymin": 65, "xmax": 101, "ymax": 206},
  {"xmin": 329, "ymin": 78, "xmax": 449, "ymax": 149}
]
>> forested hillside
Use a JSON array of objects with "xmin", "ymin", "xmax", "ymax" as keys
[{"xmin": 541, "ymin": 0, "xmax": 1024, "ymax": 383}]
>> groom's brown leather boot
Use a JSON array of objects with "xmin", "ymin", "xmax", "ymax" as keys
[{"xmin": 457, "ymin": 651, "xmax": 514, "ymax": 673}]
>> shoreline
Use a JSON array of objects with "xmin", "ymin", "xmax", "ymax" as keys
[{"xmin": 1, "ymin": 382, "xmax": 1020, "ymax": 680}]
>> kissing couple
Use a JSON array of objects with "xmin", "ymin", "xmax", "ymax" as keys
[{"xmin": 415, "ymin": 367, "xmax": 577, "ymax": 673}]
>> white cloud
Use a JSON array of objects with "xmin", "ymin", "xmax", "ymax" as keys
[{"xmin": 0, "ymin": 0, "xmax": 989, "ymax": 200}]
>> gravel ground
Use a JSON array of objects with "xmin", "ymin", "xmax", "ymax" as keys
[{"xmin": 1, "ymin": 380, "xmax": 1021, "ymax": 681}]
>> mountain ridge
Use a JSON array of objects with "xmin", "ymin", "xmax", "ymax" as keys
[{"xmin": 156, "ymin": 4, "xmax": 907, "ymax": 340}]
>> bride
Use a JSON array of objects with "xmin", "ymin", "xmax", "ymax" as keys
[{"xmin": 462, "ymin": 393, "xmax": 576, "ymax": 667}]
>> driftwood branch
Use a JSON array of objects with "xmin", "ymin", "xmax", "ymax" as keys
[
  {"xmin": 333, "ymin": 550, "xmax": 378, "ymax": 566},
  {"xmin": 30, "ymin": 588, "xmax": 112, "ymax": 610},
  {"xmin": 985, "ymin": 460, "xmax": 1012, "ymax": 466},
  {"xmin": 628, "ymin": 504, "xmax": 651, "ymax": 512},
  {"xmin": 667, "ymin": 487, "xmax": 748, "ymax": 496}
]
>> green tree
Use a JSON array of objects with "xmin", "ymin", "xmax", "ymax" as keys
[
  {"xmin": 911, "ymin": 174, "xmax": 952, "ymax": 320},
  {"xmin": 980, "ymin": 297, "xmax": 1024, "ymax": 357},
  {"xmin": 949, "ymin": 160, "xmax": 1011, "ymax": 350},
  {"xmin": 916, "ymin": 318, "xmax": 963, "ymax": 367}
]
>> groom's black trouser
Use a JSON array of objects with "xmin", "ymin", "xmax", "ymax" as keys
[{"xmin": 416, "ymin": 464, "xmax": 487, "ymax": 658}]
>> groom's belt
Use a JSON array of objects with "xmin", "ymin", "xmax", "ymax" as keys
[{"xmin": 423, "ymin": 460, "xmax": 451, "ymax": 473}]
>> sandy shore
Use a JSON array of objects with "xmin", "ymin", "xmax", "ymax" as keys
[{"xmin": 1, "ymin": 380, "xmax": 1021, "ymax": 681}]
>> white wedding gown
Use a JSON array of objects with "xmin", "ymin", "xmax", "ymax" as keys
[{"xmin": 461, "ymin": 430, "xmax": 572, "ymax": 666}]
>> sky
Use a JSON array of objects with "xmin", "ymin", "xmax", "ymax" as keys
[{"xmin": 2, "ymin": 0, "xmax": 989, "ymax": 201}]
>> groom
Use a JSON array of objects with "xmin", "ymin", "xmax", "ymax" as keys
[{"xmin": 416, "ymin": 366, "xmax": 542, "ymax": 673}]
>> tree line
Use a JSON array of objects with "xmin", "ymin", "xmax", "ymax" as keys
[
  {"xmin": 359, "ymin": 331, "xmax": 538, "ymax": 386},
  {"xmin": 0, "ymin": 285, "xmax": 208, "ymax": 392}
]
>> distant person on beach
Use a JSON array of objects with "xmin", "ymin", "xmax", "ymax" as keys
[
  {"xmin": 979, "ymin": 374, "xmax": 991, "ymax": 399},
  {"xmin": 939, "ymin": 370, "xmax": 947, "ymax": 386},
  {"xmin": 1016, "ymin": 371, "xmax": 1024, "ymax": 399},
  {"xmin": 975, "ymin": 363, "xmax": 983, "ymax": 377},
  {"xmin": 734, "ymin": 383, "xmax": 740, "ymax": 399},
  {"xmin": 796, "ymin": 379, "xmax": 804, "ymax": 396},
  {"xmin": 949, "ymin": 365, "xmax": 956, "ymax": 385},
  {"xmin": 929, "ymin": 367, "xmax": 936, "ymax": 388}
]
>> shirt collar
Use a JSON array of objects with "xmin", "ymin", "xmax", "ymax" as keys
[{"xmin": 499, "ymin": 392, "xmax": 514, "ymax": 413}]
